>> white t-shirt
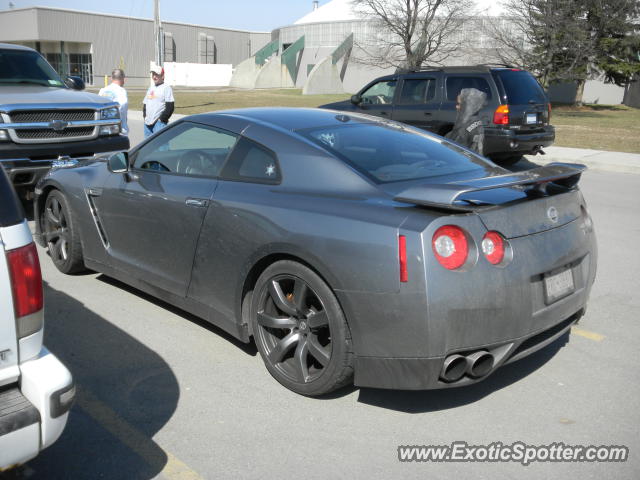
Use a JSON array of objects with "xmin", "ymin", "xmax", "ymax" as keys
[
  {"xmin": 143, "ymin": 82, "xmax": 175, "ymax": 126},
  {"xmin": 98, "ymin": 83, "xmax": 129, "ymax": 135}
]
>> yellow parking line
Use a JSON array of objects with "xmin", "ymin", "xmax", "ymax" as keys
[
  {"xmin": 77, "ymin": 387, "xmax": 203, "ymax": 480},
  {"xmin": 572, "ymin": 326, "xmax": 605, "ymax": 342}
]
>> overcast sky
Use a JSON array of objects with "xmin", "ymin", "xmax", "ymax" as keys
[{"xmin": 2, "ymin": 0, "xmax": 333, "ymax": 31}]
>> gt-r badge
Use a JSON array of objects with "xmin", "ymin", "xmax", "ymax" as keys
[{"xmin": 547, "ymin": 206, "xmax": 559, "ymax": 223}]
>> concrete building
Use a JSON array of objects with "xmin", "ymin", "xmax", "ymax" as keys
[{"xmin": 0, "ymin": 6, "xmax": 271, "ymax": 87}]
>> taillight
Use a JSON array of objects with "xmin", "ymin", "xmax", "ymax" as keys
[
  {"xmin": 547, "ymin": 103, "xmax": 552, "ymax": 123},
  {"xmin": 481, "ymin": 231, "xmax": 506, "ymax": 265},
  {"xmin": 7, "ymin": 242, "xmax": 43, "ymax": 319},
  {"xmin": 398, "ymin": 235, "xmax": 408, "ymax": 282},
  {"xmin": 432, "ymin": 226, "xmax": 469, "ymax": 270},
  {"xmin": 493, "ymin": 105, "xmax": 509, "ymax": 125}
]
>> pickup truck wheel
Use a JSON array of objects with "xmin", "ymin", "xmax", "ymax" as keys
[{"xmin": 43, "ymin": 190, "xmax": 85, "ymax": 274}]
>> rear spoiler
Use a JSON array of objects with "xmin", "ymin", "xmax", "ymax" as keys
[{"xmin": 394, "ymin": 162, "xmax": 586, "ymax": 211}]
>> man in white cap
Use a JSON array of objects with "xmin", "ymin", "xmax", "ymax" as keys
[
  {"xmin": 143, "ymin": 65, "xmax": 174, "ymax": 138},
  {"xmin": 99, "ymin": 68, "xmax": 128, "ymax": 135}
]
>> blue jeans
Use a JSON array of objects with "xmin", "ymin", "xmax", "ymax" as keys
[{"xmin": 143, "ymin": 120, "xmax": 167, "ymax": 138}]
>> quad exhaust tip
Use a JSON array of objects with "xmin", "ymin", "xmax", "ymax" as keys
[
  {"xmin": 466, "ymin": 351, "xmax": 495, "ymax": 378},
  {"xmin": 440, "ymin": 354, "xmax": 467, "ymax": 382},
  {"xmin": 440, "ymin": 351, "xmax": 495, "ymax": 382}
]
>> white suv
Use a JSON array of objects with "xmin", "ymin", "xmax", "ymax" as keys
[{"xmin": 0, "ymin": 167, "xmax": 73, "ymax": 470}]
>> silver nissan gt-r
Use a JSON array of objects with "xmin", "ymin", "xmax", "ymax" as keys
[{"xmin": 34, "ymin": 107, "xmax": 597, "ymax": 396}]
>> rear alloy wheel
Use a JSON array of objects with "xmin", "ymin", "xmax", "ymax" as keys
[
  {"xmin": 251, "ymin": 261, "xmax": 353, "ymax": 396},
  {"xmin": 43, "ymin": 190, "xmax": 85, "ymax": 274}
]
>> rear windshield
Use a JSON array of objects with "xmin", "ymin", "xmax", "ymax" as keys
[
  {"xmin": 0, "ymin": 168, "xmax": 25, "ymax": 227},
  {"xmin": 0, "ymin": 48, "xmax": 64, "ymax": 87},
  {"xmin": 494, "ymin": 69, "xmax": 547, "ymax": 105},
  {"xmin": 300, "ymin": 123, "xmax": 487, "ymax": 184}
]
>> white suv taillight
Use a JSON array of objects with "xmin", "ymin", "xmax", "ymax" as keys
[{"xmin": 7, "ymin": 242, "xmax": 44, "ymax": 338}]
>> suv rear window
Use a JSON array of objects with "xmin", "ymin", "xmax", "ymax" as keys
[
  {"xmin": 302, "ymin": 123, "xmax": 486, "ymax": 184},
  {"xmin": 446, "ymin": 76, "xmax": 493, "ymax": 101},
  {"xmin": 0, "ymin": 168, "xmax": 25, "ymax": 227},
  {"xmin": 494, "ymin": 69, "xmax": 547, "ymax": 105}
]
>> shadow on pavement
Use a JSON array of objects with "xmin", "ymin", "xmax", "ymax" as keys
[
  {"xmin": 96, "ymin": 274, "xmax": 257, "ymax": 357},
  {"xmin": 14, "ymin": 281, "xmax": 181, "ymax": 479},
  {"xmin": 356, "ymin": 332, "xmax": 570, "ymax": 413}
]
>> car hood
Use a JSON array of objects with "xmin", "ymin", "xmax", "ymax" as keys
[{"xmin": 0, "ymin": 85, "xmax": 114, "ymax": 109}]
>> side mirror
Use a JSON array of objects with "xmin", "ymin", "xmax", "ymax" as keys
[
  {"xmin": 350, "ymin": 94, "xmax": 362, "ymax": 105},
  {"xmin": 107, "ymin": 152, "xmax": 129, "ymax": 173},
  {"xmin": 64, "ymin": 76, "xmax": 85, "ymax": 90}
]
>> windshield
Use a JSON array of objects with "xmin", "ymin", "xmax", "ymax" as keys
[
  {"xmin": 301, "ymin": 123, "xmax": 488, "ymax": 184},
  {"xmin": 0, "ymin": 48, "xmax": 65, "ymax": 87}
]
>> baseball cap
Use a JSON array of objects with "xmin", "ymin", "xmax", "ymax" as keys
[{"xmin": 150, "ymin": 65, "xmax": 164, "ymax": 75}]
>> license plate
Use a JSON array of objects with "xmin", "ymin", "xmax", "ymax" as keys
[
  {"xmin": 526, "ymin": 113, "xmax": 537, "ymax": 124},
  {"xmin": 544, "ymin": 268, "xmax": 575, "ymax": 304}
]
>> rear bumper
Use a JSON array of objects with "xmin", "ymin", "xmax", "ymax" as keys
[
  {"xmin": 354, "ymin": 310, "xmax": 581, "ymax": 390},
  {"xmin": 0, "ymin": 348, "xmax": 73, "ymax": 470},
  {"xmin": 484, "ymin": 125, "xmax": 555, "ymax": 158}
]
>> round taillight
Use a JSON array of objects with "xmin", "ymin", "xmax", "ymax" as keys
[
  {"xmin": 432, "ymin": 225, "xmax": 468, "ymax": 270},
  {"xmin": 482, "ymin": 231, "xmax": 505, "ymax": 265}
]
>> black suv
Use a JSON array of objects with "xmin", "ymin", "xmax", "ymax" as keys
[{"xmin": 320, "ymin": 66, "xmax": 554, "ymax": 163}]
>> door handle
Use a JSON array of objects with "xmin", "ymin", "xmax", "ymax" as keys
[
  {"xmin": 424, "ymin": 112, "xmax": 432, "ymax": 116},
  {"xmin": 185, "ymin": 198, "xmax": 208, "ymax": 207},
  {"xmin": 380, "ymin": 111, "xmax": 388, "ymax": 115}
]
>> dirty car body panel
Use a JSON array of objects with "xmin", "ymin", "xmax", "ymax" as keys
[{"xmin": 33, "ymin": 107, "xmax": 597, "ymax": 393}]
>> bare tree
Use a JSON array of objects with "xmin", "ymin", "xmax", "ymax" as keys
[{"xmin": 351, "ymin": 0, "xmax": 477, "ymax": 70}]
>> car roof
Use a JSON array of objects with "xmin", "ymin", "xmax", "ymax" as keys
[
  {"xmin": 195, "ymin": 107, "xmax": 381, "ymax": 132},
  {"xmin": 0, "ymin": 43, "xmax": 36, "ymax": 52}
]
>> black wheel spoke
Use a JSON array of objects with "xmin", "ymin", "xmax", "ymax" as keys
[
  {"xmin": 256, "ymin": 311, "xmax": 296, "ymax": 330},
  {"xmin": 268, "ymin": 332, "xmax": 300, "ymax": 365},
  {"xmin": 306, "ymin": 309, "xmax": 329, "ymax": 329},
  {"xmin": 293, "ymin": 336, "xmax": 309, "ymax": 382},
  {"xmin": 307, "ymin": 336, "xmax": 330, "ymax": 367},
  {"xmin": 45, "ymin": 206, "xmax": 60, "ymax": 226},
  {"xmin": 268, "ymin": 280, "xmax": 298, "ymax": 316},
  {"xmin": 292, "ymin": 279, "xmax": 308, "ymax": 313}
]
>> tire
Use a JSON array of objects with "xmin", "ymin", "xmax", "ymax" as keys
[
  {"xmin": 250, "ymin": 260, "xmax": 353, "ymax": 396},
  {"xmin": 42, "ymin": 190, "xmax": 86, "ymax": 274}
]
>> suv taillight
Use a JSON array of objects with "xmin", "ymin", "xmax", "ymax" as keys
[
  {"xmin": 493, "ymin": 105, "xmax": 510, "ymax": 125},
  {"xmin": 7, "ymin": 243, "xmax": 44, "ymax": 336},
  {"xmin": 547, "ymin": 103, "xmax": 552, "ymax": 123}
]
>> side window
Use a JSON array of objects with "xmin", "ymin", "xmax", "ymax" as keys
[
  {"xmin": 446, "ymin": 76, "xmax": 493, "ymax": 101},
  {"xmin": 360, "ymin": 80, "xmax": 397, "ymax": 105},
  {"xmin": 132, "ymin": 122, "xmax": 237, "ymax": 177},
  {"xmin": 221, "ymin": 137, "xmax": 281, "ymax": 184},
  {"xmin": 398, "ymin": 78, "xmax": 437, "ymax": 105}
]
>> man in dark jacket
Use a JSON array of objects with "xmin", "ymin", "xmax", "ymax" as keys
[{"xmin": 445, "ymin": 88, "xmax": 487, "ymax": 155}]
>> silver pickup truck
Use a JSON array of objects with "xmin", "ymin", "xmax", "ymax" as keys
[{"xmin": 0, "ymin": 43, "xmax": 129, "ymax": 196}]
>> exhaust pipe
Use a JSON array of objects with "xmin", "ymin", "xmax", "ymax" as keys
[
  {"xmin": 440, "ymin": 354, "xmax": 467, "ymax": 382},
  {"xmin": 466, "ymin": 351, "xmax": 495, "ymax": 378}
]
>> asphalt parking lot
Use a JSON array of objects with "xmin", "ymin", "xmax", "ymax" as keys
[{"xmin": 8, "ymin": 118, "xmax": 640, "ymax": 479}]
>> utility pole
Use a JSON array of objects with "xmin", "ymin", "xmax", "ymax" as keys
[{"xmin": 154, "ymin": 0, "xmax": 163, "ymax": 66}]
